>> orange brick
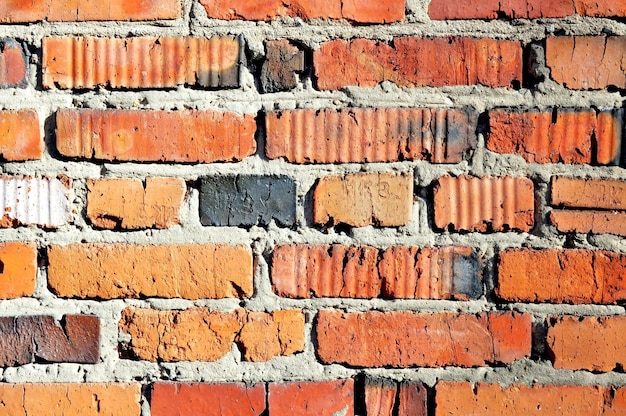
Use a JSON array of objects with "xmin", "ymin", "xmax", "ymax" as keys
[
  {"xmin": 120, "ymin": 307, "xmax": 304, "ymax": 362},
  {"xmin": 0, "ymin": 242, "xmax": 36, "ymax": 299},
  {"xmin": 550, "ymin": 210, "xmax": 626, "ymax": 236},
  {"xmin": 47, "ymin": 244, "xmax": 253, "ymax": 299},
  {"xmin": 429, "ymin": 0, "xmax": 575, "ymax": 19},
  {"xmin": 316, "ymin": 310, "xmax": 531, "ymax": 367},
  {"xmin": 0, "ymin": 110, "xmax": 42, "ymax": 160},
  {"xmin": 313, "ymin": 172, "xmax": 413, "ymax": 227},
  {"xmin": 365, "ymin": 378, "xmax": 397, "ymax": 416},
  {"xmin": 87, "ymin": 177, "xmax": 185, "ymax": 229},
  {"xmin": 0, "ymin": 39, "xmax": 27, "ymax": 88},
  {"xmin": 56, "ymin": 109, "xmax": 256, "ymax": 163},
  {"xmin": 268, "ymin": 380, "xmax": 354, "ymax": 416},
  {"xmin": 552, "ymin": 177, "xmax": 626, "ymax": 210},
  {"xmin": 314, "ymin": 37, "xmax": 522, "ymax": 90},
  {"xmin": 43, "ymin": 37, "xmax": 240, "ymax": 89},
  {"xmin": 575, "ymin": 0, "xmax": 626, "ymax": 17}
]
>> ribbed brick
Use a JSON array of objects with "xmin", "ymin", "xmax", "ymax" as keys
[
  {"xmin": 546, "ymin": 36, "xmax": 626, "ymax": 89},
  {"xmin": 120, "ymin": 307, "xmax": 304, "ymax": 362},
  {"xmin": 0, "ymin": 242, "xmax": 37, "ymax": 299},
  {"xmin": 547, "ymin": 315, "xmax": 626, "ymax": 371},
  {"xmin": 550, "ymin": 210, "xmax": 626, "ymax": 236},
  {"xmin": 0, "ymin": 384, "xmax": 140, "ymax": 415},
  {"xmin": 272, "ymin": 245, "xmax": 481, "ymax": 300},
  {"xmin": 433, "ymin": 175, "xmax": 534, "ymax": 232},
  {"xmin": 0, "ymin": 39, "xmax": 27, "ymax": 88},
  {"xmin": 56, "ymin": 109, "xmax": 256, "ymax": 163},
  {"xmin": 151, "ymin": 383, "xmax": 266, "ymax": 416},
  {"xmin": 268, "ymin": 380, "xmax": 354, "ymax": 416},
  {"xmin": 314, "ymin": 37, "xmax": 522, "ymax": 90},
  {"xmin": 47, "ymin": 244, "xmax": 253, "ymax": 299},
  {"xmin": 199, "ymin": 0, "xmax": 404, "ymax": 23},
  {"xmin": 266, "ymin": 108, "xmax": 478, "ymax": 164},
  {"xmin": 497, "ymin": 248, "xmax": 626, "ymax": 304},
  {"xmin": 0, "ymin": 315, "xmax": 99, "ymax": 366},
  {"xmin": 316, "ymin": 310, "xmax": 531, "ymax": 367},
  {"xmin": 87, "ymin": 177, "xmax": 185, "ymax": 229},
  {"xmin": 43, "ymin": 36, "xmax": 240, "ymax": 89},
  {"xmin": 313, "ymin": 172, "xmax": 412, "ymax": 227},
  {"xmin": 429, "ymin": 0, "xmax": 626, "ymax": 18},
  {"xmin": 0, "ymin": 110, "xmax": 42, "ymax": 161},
  {"xmin": 0, "ymin": 0, "xmax": 180, "ymax": 22}
]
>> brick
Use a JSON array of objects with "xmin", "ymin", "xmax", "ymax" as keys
[
  {"xmin": 497, "ymin": 248, "xmax": 626, "ymax": 304},
  {"xmin": 552, "ymin": 177, "xmax": 626, "ymax": 210},
  {"xmin": 316, "ymin": 310, "xmax": 531, "ymax": 367},
  {"xmin": 87, "ymin": 178, "xmax": 185, "ymax": 229},
  {"xmin": 546, "ymin": 36, "xmax": 626, "ymax": 89},
  {"xmin": 0, "ymin": 176, "xmax": 70, "ymax": 228},
  {"xmin": 428, "ymin": 0, "xmax": 575, "ymax": 19},
  {"xmin": 398, "ymin": 382, "xmax": 428, "ymax": 416},
  {"xmin": 119, "ymin": 307, "xmax": 304, "ymax": 362},
  {"xmin": 199, "ymin": 0, "xmax": 404, "ymax": 23},
  {"xmin": 0, "ymin": 0, "xmax": 180, "ymax": 22},
  {"xmin": 0, "ymin": 110, "xmax": 42, "ymax": 160},
  {"xmin": 272, "ymin": 245, "xmax": 481, "ymax": 300},
  {"xmin": 0, "ymin": 383, "xmax": 140, "ymax": 415},
  {"xmin": 261, "ymin": 40, "xmax": 305, "ymax": 93},
  {"xmin": 550, "ymin": 210, "xmax": 626, "ymax": 236},
  {"xmin": 0, "ymin": 242, "xmax": 37, "ymax": 299},
  {"xmin": 266, "ymin": 108, "xmax": 478, "ymax": 164},
  {"xmin": 268, "ymin": 380, "xmax": 354, "ymax": 416},
  {"xmin": 433, "ymin": 175, "xmax": 534, "ymax": 232},
  {"xmin": 47, "ymin": 244, "xmax": 253, "ymax": 299},
  {"xmin": 56, "ymin": 109, "xmax": 256, "ymax": 163},
  {"xmin": 0, "ymin": 315, "xmax": 99, "ymax": 366},
  {"xmin": 0, "ymin": 39, "xmax": 27, "ymax": 88},
  {"xmin": 365, "ymin": 378, "xmax": 397, "ymax": 416},
  {"xmin": 575, "ymin": 0, "xmax": 626, "ymax": 17},
  {"xmin": 151, "ymin": 383, "xmax": 266, "ymax": 416},
  {"xmin": 199, "ymin": 175, "xmax": 296, "ymax": 227},
  {"xmin": 314, "ymin": 37, "xmax": 522, "ymax": 90},
  {"xmin": 43, "ymin": 36, "xmax": 240, "ymax": 89},
  {"xmin": 313, "ymin": 172, "xmax": 412, "ymax": 227}
]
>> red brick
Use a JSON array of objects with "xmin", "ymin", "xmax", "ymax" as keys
[
  {"xmin": 316, "ymin": 310, "xmax": 531, "ymax": 367},
  {"xmin": 365, "ymin": 379, "xmax": 397, "ymax": 416},
  {"xmin": 314, "ymin": 37, "xmax": 522, "ymax": 90},
  {"xmin": 0, "ymin": 242, "xmax": 37, "ymax": 299},
  {"xmin": 0, "ymin": 110, "xmax": 42, "ymax": 161},
  {"xmin": 433, "ymin": 175, "xmax": 534, "ymax": 232},
  {"xmin": 547, "ymin": 315, "xmax": 626, "ymax": 371},
  {"xmin": 56, "ymin": 109, "xmax": 256, "ymax": 163},
  {"xmin": 43, "ymin": 37, "xmax": 240, "ymax": 89},
  {"xmin": 48, "ymin": 244, "xmax": 253, "ymax": 299},
  {"xmin": 497, "ymin": 248, "xmax": 626, "ymax": 304},
  {"xmin": 546, "ymin": 36, "xmax": 626, "ymax": 89},
  {"xmin": 552, "ymin": 177, "xmax": 626, "ymax": 210},
  {"xmin": 429, "ymin": 0, "xmax": 574, "ymax": 19},
  {"xmin": 266, "ymin": 108, "xmax": 478, "ymax": 164},
  {"xmin": 398, "ymin": 382, "xmax": 428, "ymax": 416},
  {"xmin": 550, "ymin": 210, "xmax": 626, "ymax": 236},
  {"xmin": 268, "ymin": 380, "xmax": 354, "ymax": 416},
  {"xmin": 0, "ymin": 39, "xmax": 27, "ymax": 88},
  {"xmin": 575, "ymin": 0, "xmax": 626, "ymax": 17},
  {"xmin": 151, "ymin": 383, "xmax": 266, "ymax": 416}
]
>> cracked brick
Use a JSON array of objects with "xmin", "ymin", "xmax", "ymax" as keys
[{"xmin": 261, "ymin": 40, "xmax": 305, "ymax": 93}]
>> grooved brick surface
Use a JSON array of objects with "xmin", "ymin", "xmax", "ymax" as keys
[
  {"xmin": 0, "ymin": 110, "xmax": 42, "ymax": 161},
  {"xmin": 266, "ymin": 108, "xmax": 478, "ymax": 164},
  {"xmin": 0, "ymin": 242, "xmax": 37, "ymax": 299},
  {"xmin": 0, "ymin": 39, "xmax": 27, "ymax": 88},
  {"xmin": 56, "ymin": 109, "xmax": 256, "ymax": 163},
  {"xmin": 47, "ymin": 244, "xmax": 253, "ymax": 299},
  {"xmin": 314, "ymin": 37, "xmax": 522, "ymax": 90},
  {"xmin": 315, "ymin": 310, "xmax": 531, "ymax": 367},
  {"xmin": 268, "ymin": 380, "xmax": 354, "ymax": 416},
  {"xmin": 261, "ymin": 40, "xmax": 305, "ymax": 93}
]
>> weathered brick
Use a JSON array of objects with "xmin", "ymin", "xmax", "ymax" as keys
[
  {"xmin": 119, "ymin": 307, "xmax": 304, "ymax": 362},
  {"xmin": 313, "ymin": 172, "xmax": 412, "ymax": 227},
  {"xmin": 151, "ymin": 383, "xmax": 266, "ymax": 416},
  {"xmin": 365, "ymin": 378, "xmax": 397, "ymax": 416},
  {"xmin": 272, "ymin": 245, "xmax": 481, "ymax": 300},
  {"xmin": 199, "ymin": 175, "xmax": 296, "ymax": 227},
  {"xmin": 398, "ymin": 382, "xmax": 428, "ymax": 416},
  {"xmin": 433, "ymin": 175, "xmax": 534, "ymax": 232},
  {"xmin": 429, "ymin": 0, "xmax": 575, "ymax": 19},
  {"xmin": 316, "ymin": 310, "xmax": 531, "ymax": 367},
  {"xmin": 0, "ymin": 383, "xmax": 141, "ymax": 415},
  {"xmin": 546, "ymin": 36, "xmax": 626, "ymax": 89},
  {"xmin": 0, "ymin": 242, "xmax": 37, "ymax": 299},
  {"xmin": 56, "ymin": 109, "xmax": 256, "ymax": 163},
  {"xmin": 266, "ymin": 108, "xmax": 478, "ymax": 164},
  {"xmin": 261, "ymin": 40, "xmax": 305, "ymax": 93},
  {"xmin": 575, "ymin": 0, "xmax": 626, "ymax": 17},
  {"xmin": 268, "ymin": 380, "xmax": 354, "ymax": 416},
  {"xmin": 43, "ymin": 36, "xmax": 240, "ymax": 89},
  {"xmin": 0, "ymin": 315, "xmax": 99, "ymax": 366},
  {"xmin": 314, "ymin": 37, "xmax": 522, "ymax": 90},
  {"xmin": 497, "ymin": 248, "xmax": 626, "ymax": 304},
  {"xmin": 0, "ymin": 110, "xmax": 42, "ymax": 161},
  {"xmin": 48, "ymin": 244, "xmax": 253, "ymax": 299},
  {"xmin": 552, "ymin": 177, "xmax": 626, "ymax": 210},
  {"xmin": 87, "ymin": 178, "xmax": 185, "ymax": 229},
  {"xmin": 550, "ymin": 210, "xmax": 626, "ymax": 236},
  {"xmin": 0, "ymin": 39, "xmax": 27, "ymax": 88}
]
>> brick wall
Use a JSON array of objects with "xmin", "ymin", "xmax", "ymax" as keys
[{"xmin": 0, "ymin": 0, "xmax": 624, "ymax": 414}]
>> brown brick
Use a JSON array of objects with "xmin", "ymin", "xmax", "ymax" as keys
[
  {"xmin": 314, "ymin": 37, "xmax": 522, "ymax": 90},
  {"xmin": 261, "ymin": 40, "xmax": 305, "ymax": 93},
  {"xmin": 87, "ymin": 177, "xmax": 185, "ymax": 229},
  {"xmin": 0, "ymin": 39, "xmax": 27, "ymax": 88},
  {"xmin": 119, "ymin": 307, "xmax": 304, "ymax": 362},
  {"xmin": 546, "ymin": 36, "xmax": 626, "ymax": 89},
  {"xmin": 43, "ymin": 36, "xmax": 240, "ymax": 89},
  {"xmin": 56, "ymin": 109, "xmax": 256, "ymax": 163},
  {"xmin": 550, "ymin": 210, "xmax": 626, "ymax": 236},
  {"xmin": 0, "ymin": 110, "xmax": 42, "ymax": 161},
  {"xmin": 47, "ymin": 244, "xmax": 253, "ymax": 299},
  {"xmin": 266, "ymin": 108, "xmax": 478, "ymax": 164},
  {"xmin": 0, "ymin": 242, "xmax": 37, "ymax": 299},
  {"xmin": 313, "ymin": 172, "xmax": 412, "ymax": 227},
  {"xmin": 268, "ymin": 380, "xmax": 354, "ymax": 416},
  {"xmin": 552, "ymin": 177, "xmax": 626, "ymax": 210},
  {"xmin": 316, "ymin": 310, "xmax": 531, "ymax": 367}
]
